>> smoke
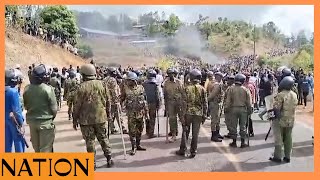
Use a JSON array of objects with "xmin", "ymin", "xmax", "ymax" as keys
[{"xmin": 161, "ymin": 26, "xmax": 219, "ymax": 64}]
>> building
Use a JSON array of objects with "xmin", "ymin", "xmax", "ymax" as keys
[{"xmin": 79, "ymin": 27, "xmax": 119, "ymax": 38}]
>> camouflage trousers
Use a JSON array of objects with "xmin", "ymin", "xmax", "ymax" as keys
[
  {"xmin": 110, "ymin": 104, "xmax": 126, "ymax": 131},
  {"xmin": 167, "ymin": 102, "xmax": 183, "ymax": 135},
  {"xmin": 67, "ymin": 99, "xmax": 74, "ymax": 117},
  {"xmin": 80, "ymin": 123, "xmax": 112, "ymax": 161},
  {"xmin": 128, "ymin": 117, "xmax": 144, "ymax": 145},
  {"xmin": 229, "ymin": 107, "xmax": 248, "ymax": 140},
  {"xmin": 209, "ymin": 102, "xmax": 222, "ymax": 132},
  {"xmin": 146, "ymin": 103, "xmax": 157, "ymax": 136}
]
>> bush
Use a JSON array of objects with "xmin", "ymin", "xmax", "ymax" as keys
[
  {"xmin": 156, "ymin": 58, "xmax": 175, "ymax": 71},
  {"xmin": 77, "ymin": 44, "xmax": 94, "ymax": 59}
]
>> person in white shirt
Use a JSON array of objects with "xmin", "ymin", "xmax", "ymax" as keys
[{"xmin": 155, "ymin": 69, "xmax": 164, "ymax": 99}]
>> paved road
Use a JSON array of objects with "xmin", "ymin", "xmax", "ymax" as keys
[{"xmin": 23, "ymin": 102, "xmax": 314, "ymax": 172}]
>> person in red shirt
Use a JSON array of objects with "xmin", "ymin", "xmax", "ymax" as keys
[{"xmin": 244, "ymin": 73, "xmax": 256, "ymax": 137}]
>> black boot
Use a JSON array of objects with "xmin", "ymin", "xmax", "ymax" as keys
[
  {"xmin": 122, "ymin": 127, "xmax": 128, "ymax": 134},
  {"xmin": 229, "ymin": 139, "xmax": 237, "ymax": 148},
  {"xmin": 211, "ymin": 131, "xmax": 222, "ymax": 142},
  {"xmin": 224, "ymin": 134, "xmax": 232, "ymax": 139},
  {"xmin": 240, "ymin": 138, "xmax": 249, "ymax": 148},
  {"xmin": 106, "ymin": 155, "xmax": 114, "ymax": 168},
  {"xmin": 283, "ymin": 157, "xmax": 290, "ymax": 163},
  {"xmin": 175, "ymin": 149, "xmax": 185, "ymax": 156},
  {"xmin": 269, "ymin": 157, "xmax": 282, "ymax": 163},
  {"xmin": 136, "ymin": 139, "xmax": 146, "ymax": 151},
  {"xmin": 68, "ymin": 113, "xmax": 72, "ymax": 121},
  {"xmin": 216, "ymin": 126, "xmax": 224, "ymax": 139},
  {"xmin": 130, "ymin": 143, "xmax": 136, "ymax": 155}
]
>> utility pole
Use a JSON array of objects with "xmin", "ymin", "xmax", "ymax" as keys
[{"xmin": 252, "ymin": 24, "xmax": 256, "ymax": 71}]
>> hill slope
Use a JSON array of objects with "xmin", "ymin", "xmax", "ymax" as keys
[{"xmin": 5, "ymin": 29, "xmax": 86, "ymax": 77}]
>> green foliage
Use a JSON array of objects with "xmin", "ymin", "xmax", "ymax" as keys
[
  {"xmin": 40, "ymin": 5, "xmax": 79, "ymax": 41},
  {"xmin": 77, "ymin": 43, "xmax": 94, "ymax": 59},
  {"xmin": 292, "ymin": 50, "xmax": 313, "ymax": 72},
  {"xmin": 257, "ymin": 55, "xmax": 267, "ymax": 67},
  {"xmin": 156, "ymin": 58, "xmax": 175, "ymax": 71}
]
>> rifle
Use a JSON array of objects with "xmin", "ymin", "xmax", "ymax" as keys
[
  {"xmin": 246, "ymin": 114, "xmax": 250, "ymax": 146},
  {"xmin": 9, "ymin": 112, "xmax": 29, "ymax": 148},
  {"xmin": 156, "ymin": 110, "xmax": 160, "ymax": 137},
  {"xmin": 265, "ymin": 126, "xmax": 272, "ymax": 141},
  {"xmin": 165, "ymin": 109, "xmax": 169, "ymax": 143}
]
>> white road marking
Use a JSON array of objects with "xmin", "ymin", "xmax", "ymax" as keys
[{"xmin": 200, "ymin": 127, "xmax": 243, "ymax": 172}]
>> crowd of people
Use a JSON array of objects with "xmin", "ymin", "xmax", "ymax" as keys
[
  {"xmin": 5, "ymin": 9, "xmax": 79, "ymax": 56},
  {"xmin": 5, "ymin": 51, "xmax": 314, "ymax": 170}
]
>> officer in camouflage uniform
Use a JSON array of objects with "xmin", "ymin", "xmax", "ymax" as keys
[
  {"xmin": 176, "ymin": 69, "xmax": 208, "ymax": 158},
  {"xmin": 280, "ymin": 68, "xmax": 298, "ymax": 96},
  {"xmin": 204, "ymin": 71, "xmax": 215, "ymax": 93},
  {"xmin": 121, "ymin": 71, "xmax": 149, "ymax": 155},
  {"xmin": 208, "ymin": 72, "xmax": 224, "ymax": 142},
  {"xmin": 142, "ymin": 69, "xmax": 161, "ymax": 138},
  {"xmin": 269, "ymin": 76, "xmax": 298, "ymax": 163},
  {"xmin": 63, "ymin": 69, "xmax": 79, "ymax": 120},
  {"xmin": 105, "ymin": 67, "xmax": 128, "ymax": 134},
  {"xmin": 73, "ymin": 64, "xmax": 114, "ymax": 169},
  {"xmin": 225, "ymin": 73, "xmax": 252, "ymax": 148},
  {"xmin": 23, "ymin": 64, "xmax": 57, "ymax": 152},
  {"xmin": 49, "ymin": 72, "xmax": 62, "ymax": 110},
  {"xmin": 163, "ymin": 68, "xmax": 184, "ymax": 142},
  {"xmin": 223, "ymin": 75, "xmax": 235, "ymax": 139}
]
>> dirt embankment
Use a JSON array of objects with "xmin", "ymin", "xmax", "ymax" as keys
[{"xmin": 5, "ymin": 28, "xmax": 86, "ymax": 78}]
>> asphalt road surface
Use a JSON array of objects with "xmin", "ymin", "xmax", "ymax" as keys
[{"xmin": 23, "ymin": 102, "xmax": 314, "ymax": 172}]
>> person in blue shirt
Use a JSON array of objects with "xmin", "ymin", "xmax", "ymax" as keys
[
  {"xmin": 5, "ymin": 68, "xmax": 26, "ymax": 152},
  {"xmin": 301, "ymin": 74, "xmax": 311, "ymax": 108}
]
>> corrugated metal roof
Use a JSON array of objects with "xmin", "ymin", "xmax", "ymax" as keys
[{"xmin": 80, "ymin": 27, "xmax": 119, "ymax": 36}]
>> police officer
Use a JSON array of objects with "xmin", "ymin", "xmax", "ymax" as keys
[
  {"xmin": 143, "ymin": 69, "xmax": 161, "ymax": 138},
  {"xmin": 269, "ymin": 76, "xmax": 298, "ymax": 163},
  {"xmin": 23, "ymin": 64, "xmax": 57, "ymax": 152},
  {"xmin": 208, "ymin": 72, "xmax": 224, "ymax": 142},
  {"xmin": 5, "ymin": 69, "xmax": 25, "ymax": 152},
  {"xmin": 225, "ymin": 73, "xmax": 252, "ymax": 148},
  {"xmin": 49, "ymin": 72, "xmax": 62, "ymax": 110},
  {"xmin": 121, "ymin": 71, "xmax": 149, "ymax": 155},
  {"xmin": 63, "ymin": 69, "xmax": 79, "ymax": 120},
  {"xmin": 73, "ymin": 64, "xmax": 114, "ymax": 169},
  {"xmin": 223, "ymin": 75, "xmax": 235, "ymax": 138},
  {"xmin": 176, "ymin": 69, "xmax": 208, "ymax": 158},
  {"xmin": 163, "ymin": 68, "xmax": 184, "ymax": 142},
  {"xmin": 105, "ymin": 67, "xmax": 128, "ymax": 134}
]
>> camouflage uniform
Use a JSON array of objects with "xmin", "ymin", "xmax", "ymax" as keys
[
  {"xmin": 49, "ymin": 77, "xmax": 61, "ymax": 109},
  {"xmin": 122, "ymin": 84, "xmax": 148, "ymax": 154},
  {"xmin": 73, "ymin": 79, "xmax": 112, "ymax": 167},
  {"xmin": 272, "ymin": 90, "xmax": 298, "ymax": 161},
  {"xmin": 163, "ymin": 77, "xmax": 184, "ymax": 138},
  {"xmin": 104, "ymin": 76, "xmax": 127, "ymax": 134},
  {"xmin": 225, "ymin": 84, "xmax": 252, "ymax": 147},
  {"xmin": 176, "ymin": 69, "xmax": 208, "ymax": 158},
  {"xmin": 63, "ymin": 78, "xmax": 79, "ymax": 120},
  {"xmin": 223, "ymin": 84, "xmax": 234, "ymax": 137}
]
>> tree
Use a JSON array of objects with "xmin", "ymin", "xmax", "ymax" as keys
[
  {"xmin": 40, "ymin": 5, "xmax": 79, "ymax": 41},
  {"xmin": 292, "ymin": 50, "xmax": 312, "ymax": 72},
  {"xmin": 77, "ymin": 43, "xmax": 94, "ymax": 59},
  {"xmin": 296, "ymin": 30, "xmax": 309, "ymax": 47}
]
